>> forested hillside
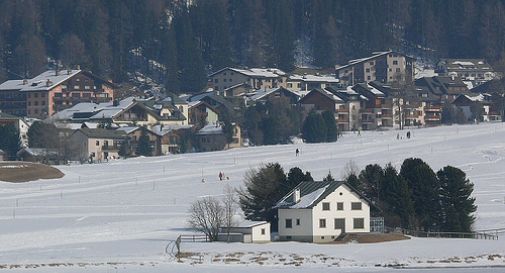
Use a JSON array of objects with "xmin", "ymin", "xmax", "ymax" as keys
[{"xmin": 1, "ymin": 0, "xmax": 505, "ymax": 93}]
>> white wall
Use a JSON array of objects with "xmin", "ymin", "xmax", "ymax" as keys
[
  {"xmin": 278, "ymin": 184, "xmax": 370, "ymax": 243},
  {"xmin": 278, "ymin": 208, "xmax": 313, "ymax": 241},
  {"xmin": 311, "ymin": 185, "xmax": 370, "ymax": 243},
  {"xmin": 251, "ymin": 223, "xmax": 271, "ymax": 242}
]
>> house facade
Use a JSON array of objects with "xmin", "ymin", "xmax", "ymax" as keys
[
  {"xmin": 209, "ymin": 67, "xmax": 287, "ymax": 93},
  {"xmin": 335, "ymin": 51, "xmax": 414, "ymax": 85},
  {"xmin": 218, "ymin": 220, "xmax": 271, "ymax": 243},
  {"xmin": 286, "ymin": 74, "xmax": 340, "ymax": 93},
  {"xmin": 0, "ymin": 112, "xmax": 30, "ymax": 147},
  {"xmin": 276, "ymin": 181, "xmax": 371, "ymax": 243},
  {"xmin": 68, "ymin": 128, "xmax": 126, "ymax": 163},
  {"xmin": 0, "ymin": 69, "xmax": 115, "ymax": 119},
  {"xmin": 437, "ymin": 59, "xmax": 497, "ymax": 86}
]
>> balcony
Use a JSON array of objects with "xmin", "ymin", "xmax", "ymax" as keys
[{"xmin": 102, "ymin": 145, "xmax": 119, "ymax": 151}]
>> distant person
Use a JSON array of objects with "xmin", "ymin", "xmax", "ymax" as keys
[
  {"xmin": 407, "ymin": 131, "xmax": 411, "ymax": 139},
  {"xmin": 397, "ymin": 133, "xmax": 399, "ymax": 140},
  {"xmin": 219, "ymin": 172, "xmax": 223, "ymax": 181},
  {"xmin": 296, "ymin": 148, "xmax": 300, "ymax": 157}
]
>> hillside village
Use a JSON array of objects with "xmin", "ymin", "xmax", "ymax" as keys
[{"xmin": 0, "ymin": 51, "xmax": 504, "ymax": 164}]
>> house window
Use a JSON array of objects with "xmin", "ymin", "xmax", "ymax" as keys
[
  {"xmin": 322, "ymin": 202, "xmax": 330, "ymax": 211},
  {"xmin": 353, "ymin": 218, "xmax": 365, "ymax": 229},
  {"xmin": 319, "ymin": 219, "xmax": 326, "ymax": 228},
  {"xmin": 367, "ymin": 76, "xmax": 371, "ymax": 80},
  {"xmin": 369, "ymin": 61, "xmax": 374, "ymax": 65},
  {"xmin": 34, "ymin": 93, "xmax": 39, "ymax": 98},
  {"xmin": 296, "ymin": 219, "xmax": 300, "ymax": 225},
  {"xmin": 96, "ymin": 140, "xmax": 100, "ymax": 146},
  {"xmin": 261, "ymin": 228, "xmax": 265, "ymax": 235},
  {"xmin": 337, "ymin": 202, "xmax": 344, "ymax": 211},
  {"xmin": 351, "ymin": 202, "xmax": 362, "ymax": 210},
  {"xmin": 365, "ymin": 68, "xmax": 370, "ymax": 73},
  {"xmin": 393, "ymin": 60, "xmax": 398, "ymax": 65},
  {"xmin": 285, "ymin": 219, "xmax": 292, "ymax": 228},
  {"xmin": 396, "ymin": 68, "xmax": 401, "ymax": 72},
  {"xmin": 34, "ymin": 101, "xmax": 38, "ymax": 106}
]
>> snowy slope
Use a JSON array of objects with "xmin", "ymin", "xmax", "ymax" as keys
[{"xmin": 1, "ymin": 123, "xmax": 505, "ymax": 271}]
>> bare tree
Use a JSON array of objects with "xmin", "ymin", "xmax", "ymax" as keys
[
  {"xmin": 223, "ymin": 185, "xmax": 238, "ymax": 242},
  {"xmin": 341, "ymin": 160, "xmax": 359, "ymax": 180},
  {"xmin": 188, "ymin": 197, "xmax": 224, "ymax": 241}
]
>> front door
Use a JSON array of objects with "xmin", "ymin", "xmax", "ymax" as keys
[{"xmin": 334, "ymin": 218, "xmax": 346, "ymax": 233}]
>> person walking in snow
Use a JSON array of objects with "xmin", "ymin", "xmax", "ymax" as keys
[
  {"xmin": 219, "ymin": 172, "xmax": 223, "ymax": 181},
  {"xmin": 407, "ymin": 131, "xmax": 411, "ymax": 139},
  {"xmin": 296, "ymin": 148, "xmax": 300, "ymax": 157}
]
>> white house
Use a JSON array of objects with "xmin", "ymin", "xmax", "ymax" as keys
[
  {"xmin": 219, "ymin": 220, "xmax": 271, "ymax": 243},
  {"xmin": 276, "ymin": 181, "xmax": 371, "ymax": 243}
]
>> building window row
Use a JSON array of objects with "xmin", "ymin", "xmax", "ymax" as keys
[{"xmin": 321, "ymin": 201, "xmax": 362, "ymax": 211}]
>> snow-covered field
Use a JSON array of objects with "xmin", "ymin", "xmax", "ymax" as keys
[{"xmin": 1, "ymin": 123, "xmax": 505, "ymax": 272}]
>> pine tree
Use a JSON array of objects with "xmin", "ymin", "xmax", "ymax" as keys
[
  {"xmin": 285, "ymin": 167, "xmax": 313, "ymax": 192},
  {"xmin": 239, "ymin": 163, "xmax": 287, "ymax": 230},
  {"xmin": 322, "ymin": 170, "xmax": 335, "ymax": 182},
  {"xmin": 400, "ymin": 158, "xmax": 441, "ymax": 231},
  {"xmin": 136, "ymin": 130, "xmax": 153, "ymax": 156},
  {"xmin": 437, "ymin": 166, "xmax": 476, "ymax": 233},
  {"xmin": 174, "ymin": 10, "xmax": 206, "ymax": 93},
  {"xmin": 358, "ymin": 164, "xmax": 384, "ymax": 202},
  {"xmin": 382, "ymin": 164, "xmax": 415, "ymax": 229},
  {"xmin": 346, "ymin": 174, "xmax": 361, "ymax": 192},
  {"xmin": 0, "ymin": 124, "xmax": 21, "ymax": 160},
  {"xmin": 321, "ymin": 110, "xmax": 338, "ymax": 142},
  {"xmin": 302, "ymin": 111, "xmax": 327, "ymax": 143}
]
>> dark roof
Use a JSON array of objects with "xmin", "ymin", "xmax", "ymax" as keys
[
  {"xmin": 76, "ymin": 128, "xmax": 126, "ymax": 139},
  {"xmin": 276, "ymin": 180, "xmax": 371, "ymax": 209}
]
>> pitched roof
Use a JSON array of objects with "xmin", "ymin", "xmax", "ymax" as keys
[
  {"xmin": 336, "ymin": 51, "xmax": 414, "ymax": 71},
  {"xmin": 248, "ymin": 87, "xmax": 300, "ymax": 102},
  {"xmin": 288, "ymin": 74, "xmax": 340, "ymax": 83},
  {"xmin": 209, "ymin": 67, "xmax": 286, "ymax": 78},
  {"xmin": 75, "ymin": 128, "xmax": 126, "ymax": 139},
  {"xmin": 276, "ymin": 180, "xmax": 371, "ymax": 209}
]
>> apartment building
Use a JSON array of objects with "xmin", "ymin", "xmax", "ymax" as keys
[
  {"xmin": 209, "ymin": 67, "xmax": 287, "ymax": 93},
  {"xmin": 0, "ymin": 69, "xmax": 116, "ymax": 119},
  {"xmin": 335, "ymin": 51, "xmax": 415, "ymax": 85},
  {"xmin": 437, "ymin": 59, "xmax": 497, "ymax": 86}
]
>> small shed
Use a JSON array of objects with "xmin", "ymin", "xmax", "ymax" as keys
[{"xmin": 219, "ymin": 220, "xmax": 271, "ymax": 243}]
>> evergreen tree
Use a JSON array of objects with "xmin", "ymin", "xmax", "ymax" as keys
[
  {"xmin": 321, "ymin": 110, "xmax": 338, "ymax": 142},
  {"xmin": 381, "ymin": 164, "xmax": 415, "ymax": 229},
  {"xmin": 173, "ymin": 10, "xmax": 206, "ymax": 93},
  {"xmin": 136, "ymin": 129, "xmax": 153, "ymax": 156},
  {"xmin": 346, "ymin": 174, "xmax": 361, "ymax": 192},
  {"xmin": 400, "ymin": 158, "xmax": 441, "ymax": 231},
  {"xmin": 239, "ymin": 163, "xmax": 287, "ymax": 230},
  {"xmin": 0, "ymin": 124, "xmax": 21, "ymax": 160},
  {"xmin": 437, "ymin": 166, "xmax": 477, "ymax": 232},
  {"xmin": 285, "ymin": 167, "xmax": 313, "ymax": 192},
  {"xmin": 27, "ymin": 121, "xmax": 59, "ymax": 148},
  {"xmin": 358, "ymin": 164, "xmax": 384, "ymax": 202},
  {"xmin": 302, "ymin": 111, "xmax": 327, "ymax": 143},
  {"xmin": 322, "ymin": 170, "xmax": 335, "ymax": 182}
]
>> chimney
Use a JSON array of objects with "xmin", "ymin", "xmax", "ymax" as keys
[
  {"xmin": 46, "ymin": 79, "xmax": 52, "ymax": 87},
  {"xmin": 112, "ymin": 99, "xmax": 119, "ymax": 106},
  {"xmin": 22, "ymin": 79, "xmax": 28, "ymax": 85},
  {"xmin": 67, "ymin": 69, "xmax": 71, "ymax": 75},
  {"xmin": 76, "ymin": 64, "xmax": 81, "ymax": 70},
  {"xmin": 292, "ymin": 188, "xmax": 301, "ymax": 203}
]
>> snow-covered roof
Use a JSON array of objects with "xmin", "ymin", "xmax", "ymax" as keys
[
  {"xmin": 210, "ymin": 67, "xmax": 286, "ymax": 78},
  {"xmin": 247, "ymin": 87, "xmax": 300, "ymax": 102},
  {"xmin": 276, "ymin": 181, "xmax": 356, "ymax": 209},
  {"xmin": 197, "ymin": 124, "xmax": 223, "ymax": 135},
  {"xmin": 50, "ymin": 97, "xmax": 137, "ymax": 121},
  {"xmin": 452, "ymin": 61, "xmax": 475, "ymax": 66},
  {"xmin": 235, "ymin": 220, "xmax": 269, "ymax": 228},
  {"xmin": 336, "ymin": 51, "xmax": 404, "ymax": 71},
  {"xmin": 289, "ymin": 74, "xmax": 339, "ymax": 83},
  {"xmin": 115, "ymin": 126, "xmax": 140, "ymax": 134},
  {"xmin": 0, "ymin": 70, "xmax": 82, "ymax": 92},
  {"xmin": 289, "ymin": 186, "xmax": 328, "ymax": 209},
  {"xmin": 151, "ymin": 124, "xmax": 192, "ymax": 136}
]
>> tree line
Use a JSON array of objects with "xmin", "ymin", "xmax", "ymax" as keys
[
  {"xmin": 2, "ymin": 0, "xmax": 505, "ymax": 93},
  {"xmin": 236, "ymin": 159, "xmax": 476, "ymax": 233}
]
